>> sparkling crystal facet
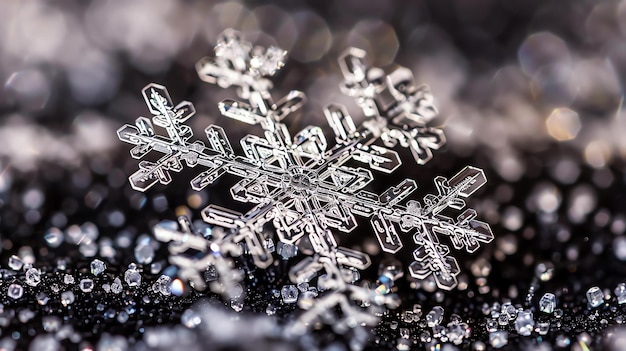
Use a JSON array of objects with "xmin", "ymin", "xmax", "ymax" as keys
[
  {"xmin": 8, "ymin": 283, "xmax": 24, "ymax": 299},
  {"xmin": 90, "ymin": 259, "xmax": 106, "ymax": 276},
  {"xmin": 539, "ymin": 293, "xmax": 557, "ymax": 314},
  {"xmin": 586, "ymin": 286, "xmax": 604, "ymax": 308}
]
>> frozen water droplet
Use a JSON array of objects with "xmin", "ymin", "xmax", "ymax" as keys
[
  {"xmin": 124, "ymin": 269, "xmax": 141, "ymax": 287},
  {"xmin": 25, "ymin": 268, "xmax": 41, "ymax": 287},
  {"xmin": 586, "ymin": 286, "xmax": 604, "ymax": 308},
  {"xmin": 297, "ymin": 282, "xmax": 309, "ymax": 292},
  {"xmin": 539, "ymin": 293, "xmax": 557, "ymax": 314},
  {"xmin": 501, "ymin": 303, "xmax": 517, "ymax": 320},
  {"xmin": 230, "ymin": 300, "xmax": 243, "ymax": 312},
  {"xmin": 8, "ymin": 284, "xmax": 23, "ymax": 299},
  {"xmin": 276, "ymin": 242, "xmax": 297, "ymax": 259},
  {"xmin": 281, "ymin": 285, "xmax": 299, "ymax": 304},
  {"xmin": 90, "ymin": 259, "xmax": 106, "ymax": 276},
  {"xmin": 80, "ymin": 278, "xmax": 94, "ymax": 292},
  {"xmin": 111, "ymin": 277, "xmax": 123, "ymax": 294},
  {"xmin": 155, "ymin": 275, "xmax": 171, "ymax": 296},
  {"xmin": 8, "ymin": 255, "xmax": 23, "ymax": 271},
  {"xmin": 64, "ymin": 274, "xmax": 75, "ymax": 285},
  {"xmin": 498, "ymin": 314, "xmax": 509, "ymax": 326},
  {"xmin": 204, "ymin": 265, "xmax": 218, "ymax": 282}
]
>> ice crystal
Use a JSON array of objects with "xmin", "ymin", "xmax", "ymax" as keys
[{"xmin": 118, "ymin": 29, "xmax": 494, "ymax": 293}]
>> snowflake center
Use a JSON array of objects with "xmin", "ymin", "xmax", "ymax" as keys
[{"xmin": 282, "ymin": 167, "xmax": 318, "ymax": 195}]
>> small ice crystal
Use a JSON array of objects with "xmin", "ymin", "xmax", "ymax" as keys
[
  {"xmin": 498, "ymin": 314, "xmax": 509, "ymax": 326},
  {"xmin": 230, "ymin": 300, "xmax": 243, "ymax": 312},
  {"xmin": 501, "ymin": 303, "xmax": 517, "ymax": 320},
  {"xmin": 124, "ymin": 268, "xmax": 141, "ymax": 287},
  {"xmin": 111, "ymin": 277, "xmax": 123, "ymax": 294},
  {"xmin": 90, "ymin": 259, "xmax": 106, "ymax": 276},
  {"xmin": 155, "ymin": 275, "xmax": 171, "ymax": 296},
  {"xmin": 25, "ymin": 267, "xmax": 41, "ymax": 287},
  {"xmin": 80, "ymin": 278, "xmax": 94, "ymax": 292},
  {"xmin": 64, "ymin": 274, "xmax": 75, "ymax": 285},
  {"xmin": 281, "ymin": 285, "xmax": 299, "ymax": 304},
  {"xmin": 586, "ymin": 286, "xmax": 604, "ymax": 308},
  {"xmin": 276, "ymin": 242, "xmax": 297, "ymax": 260},
  {"xmin": 8, "ymin": 255, "xmax": 23, "ymax": 271},
  {"xmin": 8, "ymin": 283, "xmax": 23, "ymax": 299},
  {"xmin": 539, "ymin": 293, "xmax": 557, "ymax": 314}
]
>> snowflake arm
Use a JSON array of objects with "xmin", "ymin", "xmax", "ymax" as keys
[{"xmin": 339, "ymin": 47, "xmax": 446, "ymax": 165}]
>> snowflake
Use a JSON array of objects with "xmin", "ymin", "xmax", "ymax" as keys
[
  {"xmin": 118, "ymin": 29, "xmax": 494, "ymax": 291},
  {"xmin": 153, "ymin": 216, "xmax": 244, "ymax": 299}
]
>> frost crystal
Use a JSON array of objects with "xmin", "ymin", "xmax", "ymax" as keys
[
  {"xmin": 8, "ymin": 255, "xmax": 23, "ymax": 271},
  {"xmin": 118, "ymin": 29, "xmax": 494, "ymax": 294},
  {"xmin": 80, "ymin": 278, "xmax": 95, "ymax": 292},
  {"xmin": 25, "ymin": 267, "xmax": 41, "ymax": 287},
  {"xmin": 124, "ymin": 268, "xmax": 141, "ymax": 288},
  {"xmin": 90, "ymin": 259, "xmax": 106, "ymax": 276},
  {"xmin": 8, "ymin": 284, "xmax": 24, "ymax": 299}
]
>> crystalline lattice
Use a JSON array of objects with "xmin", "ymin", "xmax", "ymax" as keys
[{"xmin": 118, "ymin": 29, "xmax": 494, "ymax": 295}]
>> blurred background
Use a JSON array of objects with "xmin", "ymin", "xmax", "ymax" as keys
[
  {"xmin": 1, "ymin": 0, "xmax": 625, "ymax": 177},
  {"xmin": 1, "ymin": 0, "xmax": 626, "ymax": 328}
]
